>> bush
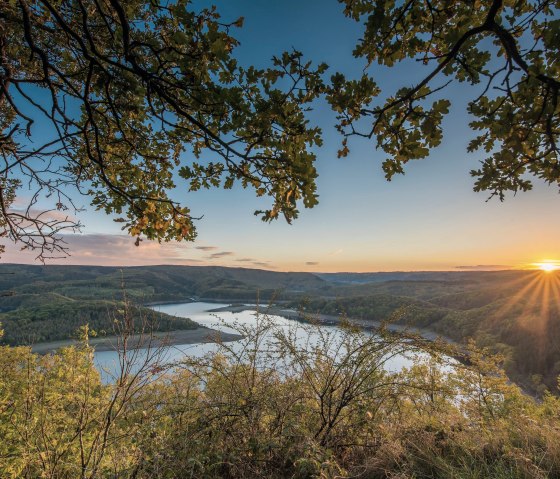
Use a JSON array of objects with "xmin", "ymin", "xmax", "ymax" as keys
[{"xmin": 1, "ymin": 311, "xmax": 559, "ymax": 478}]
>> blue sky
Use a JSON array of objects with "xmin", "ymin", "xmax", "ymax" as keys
[{"xmin": 5, "ymin": 0, "xmax": 560, "ymax": 271}]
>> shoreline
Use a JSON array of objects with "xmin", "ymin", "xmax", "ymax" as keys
[
  {"xmin": 28, "ymin": 300, "xmax": 452, "ymax": 354},
  {"xmin": 145, "ymin": 298, "xmax": 290, "ymax": 307},
  {"xmin": 23, "ymin": 300, "xmax": 535, "ymax": 398},
  {"xmin": 207, "ymin": 304, "xmax": 455, "ymax": 343},
  {"xmin": 30, "ymin": 327, "xmax": 243, "ymax": 354}
]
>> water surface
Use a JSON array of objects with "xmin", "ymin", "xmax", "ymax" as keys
[{"xmin": 94, "ymin": 301, "xmax": 416, "ymax": 381}]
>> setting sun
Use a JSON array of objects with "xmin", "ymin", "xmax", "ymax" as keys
[{"xmin": 535, "ymin": 262, "xmax": 560, "ymax": 272}]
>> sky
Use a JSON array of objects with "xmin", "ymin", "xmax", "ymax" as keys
[{"xmin": 4, "ymin": 0, "xmax": 560, "ymax": 272}]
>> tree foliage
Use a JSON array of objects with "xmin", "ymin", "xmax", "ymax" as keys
[
  {"xmin": 329, "ymin": 0, "xmax": 559, "ymax": 198},
  {"xmin": 0, "ymin": 0, "xmax": 325, "ymax": 259},
  {"xmin": 1, "ymin": 0, "xmax": 559, "ymax": 259},
  {"xmin": 0, "ymin": 297, "xmax": 197, "ymax": 346}
]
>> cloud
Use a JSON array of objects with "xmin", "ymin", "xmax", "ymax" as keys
[
  {"xmin": 207, "ymin": 251, "xmax": 234, "ymax": 259},
  {"xmin": 7, "ymin": 207, "xmax": 79, "ymax": 226},
  {"xmin": 251, "ymin": 261, "xmax": 274, "ymax": 268},
  {"xmin": 233, "ymin": 258, "xmax": 274, "ymax": 269},
  {"xmin": 305, "ymin": 261, "xmax": 319, "ymax": 266},
  {"xmin": 455, "ymin": 265, "xmax": 511, "ymax": 271},
  {"xmin": 328, "ymin": 248, "xmax": 343, "ymax": 257},
  {"xmin": 1, "ymin": 233, "xmax": 202, "ymax": 266},
  {"xmin": 0, "ymin": 233, "xmax": 251, "ymax": 268}
]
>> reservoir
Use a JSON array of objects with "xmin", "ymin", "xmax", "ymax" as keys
[{"xmin": 93, "ymin": 301, "xmax": 417, "ymax": 380}]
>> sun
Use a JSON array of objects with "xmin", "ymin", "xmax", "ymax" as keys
[{"xmin": 536, "ymin": 262, "xmax": 559, "ymax": 272}]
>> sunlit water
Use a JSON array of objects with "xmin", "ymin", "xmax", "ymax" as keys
[{"xmin": 94, "ymin": 301, "xmax": 418, "ymax": 382}]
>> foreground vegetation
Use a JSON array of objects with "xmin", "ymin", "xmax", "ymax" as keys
[{"xmin": 1, "ymin": 310, "xmax": 560, "ymax": 479}]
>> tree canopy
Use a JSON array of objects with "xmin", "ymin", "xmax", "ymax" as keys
[
  {"xmin": 0, "ymin": 0, "xmax": 325, "ymax": 259},
  {"xmin": 0, "ymin": 0, "xmax": 559, "ymax": 259},
  {"xmin": 329, "ymin": 0, "xmax": 559, "ymax": 198}
]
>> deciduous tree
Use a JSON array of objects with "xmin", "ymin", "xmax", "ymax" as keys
[
  {"xmin": 2, "ymin": 0, "xmax": 559, "ymax": 260},
  {"xmin": 329, "ymin": 0, "xmax": 559, "ymax": 198},
  {"xmin": 0, "ymin": 0, "xmax": 325, "ymax": 259}
]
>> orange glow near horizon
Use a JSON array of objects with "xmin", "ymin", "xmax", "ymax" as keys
[
  {"xmin": 488, "ymin": 268, "xmax": 560, "ymax": 365},
  {"xmin": 532, "ymin": 261, "xmax": 560, "ymax": 272}
]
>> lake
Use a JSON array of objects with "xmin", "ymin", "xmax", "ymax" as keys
[{"xmin": 94, "ymin": 301, "xmax": 417, "ymax": 381}]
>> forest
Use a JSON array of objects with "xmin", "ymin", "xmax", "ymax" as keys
[
  {"xmin": 296, "ymin": 271, "xmax": 560, "ymax": 395},
  {"xmin": 0, "ymin": 296, "xmax": 197, "ymax": 346}
]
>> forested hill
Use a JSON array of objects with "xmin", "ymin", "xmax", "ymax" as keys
[
  {"xmin": 0, "ymin": 264, "xmax": 328, "ymax": 302},
  {"xmin": 0, "ymin": 264, "xmax": 329, "ymax": 346},
  {"xmin": 1, "ymin": 264, "xmax": 559, "ymax": 394},
  {"xmin": 0, "ymin": 264, "xmax": 530, "ymax": 302},
  {"xmin": 318, "ymin": 271, "xmax": 489, "ymax": 284},
  {"xmin": 308, "ymin": 269, "xmax": 560, "ymax": 394}
]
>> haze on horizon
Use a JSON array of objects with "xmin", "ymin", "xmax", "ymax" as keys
[{"xmin": 3, "ymin": 0, "xmax": 560, "ymax": 273}]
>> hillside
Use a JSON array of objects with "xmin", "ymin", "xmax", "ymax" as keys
[
  {"xmin": 0, "ymin": 264, "xmax": 328, "ymax": 302},
  {"xmin": 301, "ymin": 270, "xmax": 560, "ymax": 393},
  {"xmin": 0, "ymin": 291, "xmax": 198, "ymax": 346},
  {"xmin": 0, "ymin": 264, "xmax": 328, "ymax": 346}
]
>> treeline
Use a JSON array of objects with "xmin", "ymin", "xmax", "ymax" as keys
[
  {"xmin": 1, "ymin": 318, "xmax": 559, "ymax": 479},
  {"xmin": 0, "ymin": 294, "xmax": 197, "ymax": 346},
  {"xmin": 296, "ymin": 294, "xmax": 448, "ymax": 324}
]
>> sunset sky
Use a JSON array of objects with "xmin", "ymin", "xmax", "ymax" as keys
[{"xmin": 4, "ymin": 0, "xmax": 560, "ymax": 272}]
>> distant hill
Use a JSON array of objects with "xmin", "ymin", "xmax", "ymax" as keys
[
  {"xmin": 318, "ymin": 271, "xmax": 469, "ymax": 284},
  {"xmin": 0, "ymin": 264, "xmax": 328, "ymax": 302},
  {"xmin": 318, "ymin": 270, "xmax": 519, "ymax": 285}
]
